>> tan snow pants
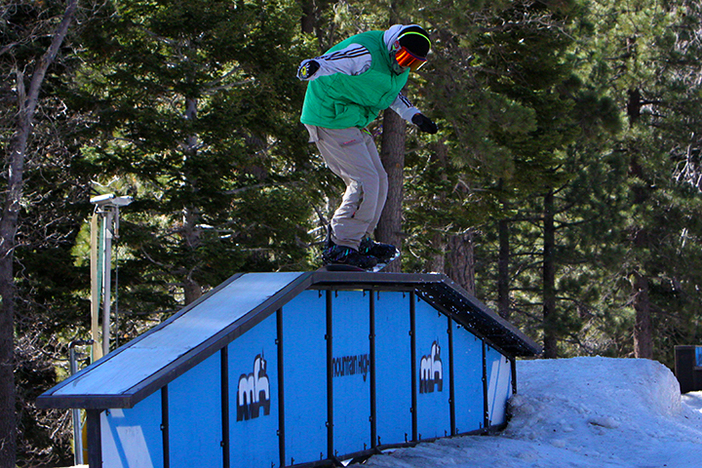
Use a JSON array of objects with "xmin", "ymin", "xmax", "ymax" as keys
[{"xmin": 306, "ymin": 125, "xmax": 388, "ymax": 250}]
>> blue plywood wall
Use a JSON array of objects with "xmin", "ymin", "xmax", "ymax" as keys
[
  {"xmin": 375, "ymin": 291, "xmax": 412, "ymax": 446},
  {"xmin": 38, "ymin": 272, "xmax": 540, "ymax": 468},
  {"xmin": 282, "ymin": 290, "xmax": 326, "ymax": 464},
  {"xmin": 97, "ymin": 289, "xmax": 516, "ymax": 468}
]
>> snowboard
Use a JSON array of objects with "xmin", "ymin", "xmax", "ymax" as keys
[{"xmin": 319, "ymin": 250, "xmax": 400, "ymax": 273}]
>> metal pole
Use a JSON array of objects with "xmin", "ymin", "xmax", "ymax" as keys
[
  {"xmin": 69, "ymin": 346, "xmax": 83, "ymax": 466},
  {"xmin": 113, "ymin": 207, "xmax": 121, "ymax": 350},
  {"xmin": 70, "ymin": 340, "xmax": 93, "ymax": 465},
  {"xmin": 90, "ymin": 213, "xmax": 102, "ymax": 361},
  {"xmin": 101, "ymin": 208, "xmax": 115, "ymax": 357}
]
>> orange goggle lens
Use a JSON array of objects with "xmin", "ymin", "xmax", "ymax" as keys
[{"xmin": 395, "ymin": 46, "xmax": 427, "ymax": 71}]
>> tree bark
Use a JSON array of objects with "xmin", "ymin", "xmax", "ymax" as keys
[
  {"xmin": 497, "ymin": 218, "xmax": 511, "ymax": 320},
  {"xmin": 300, "ymin": 0, "xmax": 331, "ymax": 39},
  {"xmin": 375, "ymin": 6, "xmax": 407, "ymax": 273},
  {"xmin": 426, "ymin": 232, "xmax": 446, "ymax": 273},
  {"xmin": 300, "ymin": 0, "xmax": 316, "ymax": 34},
  {"xmin": 631, "ymin": 271, "xmax": 653, "ymax": 359},
  {"xmin": 182, "ymin": 206, "xmax": 203, "ymax": 305},
  {"xmin": 0, "ymin": 1, "xmax": 78, "ymax": 465},
  {"xmin": 422, "ymin": 141, "xmax": 450, "ymax": 275},
  {"xmin": 542, "ymin": 189, "xmax": 558, "ymax": 358},
  {"xmin": 446, "ymin": 231, "xmax": 476, "ymax": 295},
  {"xmin": 0, "ymin": 255, "xmax": 16, "ymax": 468},
  {"xmin": 182, "ymin": 97, "xmax": 203, "ymax": 305},
  {"xmin": 377, "ymin": 108, "xmax": 406, "ymax": 273}
]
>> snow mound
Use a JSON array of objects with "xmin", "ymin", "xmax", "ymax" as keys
[
  {"xmin": 353, "ymin": 357, "xmax": 702, "ymax": 468},
  {"xmin": 505, "ymin": 357, "xmax": 683, "ymax": 442}
]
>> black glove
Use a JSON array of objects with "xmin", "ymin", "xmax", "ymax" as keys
[
  {"xmin": 412, "ymin": 113, "xmax": 438, "ymax": 134},
  {"xmin": 297, "ymin": 60, "xmax": 320, "ymax": 81}
]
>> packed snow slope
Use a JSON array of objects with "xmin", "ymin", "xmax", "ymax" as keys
[{"xmin": 352, "ymin": 357, "xmax": 702, "ymax": 468}]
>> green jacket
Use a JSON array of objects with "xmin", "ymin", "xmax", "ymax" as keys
[{"xmin": 301, "ymin": 31, "xmax": 409, "ymax": 129}]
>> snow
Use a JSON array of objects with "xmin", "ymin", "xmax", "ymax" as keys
[{"xmin": 352, "ymin": 357, "xmax": 702, "ymax": 468}]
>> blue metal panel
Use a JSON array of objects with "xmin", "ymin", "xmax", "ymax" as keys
[
  {"xmin": 101, "ymin": 392, "xmax": 163, "ymax": 468},
  {"xmin": 451, "ymin": 321, "xmax": 484, "ymax": 434},
  {"xmin": 282, "ymin": 290, "xmax": 327, "ymax": 465},
  {"xmin": 331, "ymin": 291, "xmax": 371, "ymax": 457},
  {"xmin": 168, "ymin": 352, "xmax": 222, "ymax": 468},
  {"xmin": 414, "ymin": 296, "xmax": 451, "ymax": 440},
  {"xmin": 228, "ymin": 313, "xmax": 279, "ymax": 468},
  {"xmin": 375, "ymin": 291, "xmax": 412, "ymax": 446},
  {"xmin": 486, "ymin": 345, "xmax": 512, "ymax": 426}
]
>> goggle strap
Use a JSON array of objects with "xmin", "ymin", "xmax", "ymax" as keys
[{"xmin": 397, "ymin": 31, "xmax": 432, "ymax": 48}]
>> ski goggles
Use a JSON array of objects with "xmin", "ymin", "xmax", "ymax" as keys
[{"xmin": 395, "ymin": 46, "xmax": 427, "ymax": 71}]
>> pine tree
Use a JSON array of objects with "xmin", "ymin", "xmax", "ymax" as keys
[
  {"xmin": 400, "ymin": 0, "xmax": 620, "ymax": 357},
  {"xmin": 74, "ymin": 0, "xmax": 319, "ymax": 316},
  {"xmin": 575, "ymin": 0, "xmax": 702, "ymax": 364}
]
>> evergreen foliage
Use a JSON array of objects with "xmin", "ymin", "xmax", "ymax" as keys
[
  {"xmin": 5, "ymin": 0, "xmax": 702, "ymax": 462},
  {"xmin": 72, "ymin": 0, "xmax": 321, "ymax": 314}
]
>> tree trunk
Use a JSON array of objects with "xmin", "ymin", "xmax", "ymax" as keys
[
  {"xmin": 300, "ymin": 0, "xmax": 316, "ymax": 34},
  {"xmin": 183, "ymin": 97, "xmax": 203, "ymax": 305},
  {"xmin": 0, "ymin": 257, "xmax": 16, "ymax": 468},
  {"xmin": 426, "ymin": 232, "xmax": 446, "ymax": 273},
  {"xmin": 374, "ymin": 6, "xmax": 408, "ymax": 274},
  {"xmin": 377, "ymin": 108, "xmax": 406, "ymax": 273},
  {"xmin": 631, "ymin": 271, "xmax": 653, "ymax": 359},
  {"xmin": 497, "ymin": 218, "xmax": 511, "ymax": 320},
  {"xmin": 627, "ymin": 88, "xmax": 642, "ymax": 126},
  {"xmin": 300, "ymin": 0, "xmax": 330, "ymax": 39},
  {"xmin": 182, "ymin": 205, "xmax": 203, "ymax": 305},
  {"xmin": 446, "ymin": 231, "xmax": 476, "ymax": 295},
  {"xmin": 0, "ymin": 1, "xmax": 78, "ymax": 465},
  {"xmin": 542, "ymin": 189, "xmax": 558, "ymax": 358}
]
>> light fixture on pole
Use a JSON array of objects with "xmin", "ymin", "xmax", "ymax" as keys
[{"xmin": 89, "ymin": 194, "xmax": 133, "ymax": 360}]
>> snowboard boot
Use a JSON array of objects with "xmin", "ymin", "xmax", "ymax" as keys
[
  {"xmin": 322, "ymin": 243, "xmax": 378, "ymax": 270},
  {"xmin": 359, "ymin": 237, "xmax": 400, "ymax": 264}
]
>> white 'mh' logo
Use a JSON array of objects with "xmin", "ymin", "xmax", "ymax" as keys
[
  {"xmin": 419, "ymin": 341, "xmax": 443, "ymax": 393},
  {"xmin": 237, "ymin": 354, "xmax": 271, "ymax": 421}
]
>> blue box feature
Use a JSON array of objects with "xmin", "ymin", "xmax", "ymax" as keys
[
  {"xmin": 102, "ymin": 391, "xmax": 164, "ymax": 468},
  {"xmin": 169, "ymin": 352, "xmax": 222, "ymax": 468},
  {"xmin": 228, "ymin": 313, "xmax": 279, "ymax": 468},
  {"xmin": 452, "ymin": 321, "xmax": 484, "ymax": 434},
  {"xmin": 282, "ymin": 290, "xmax": 327, "ymax": 464},
  {"xmin": 375, "ymin": 291, "xmax": 412, "ymax": 445},
  {"xmin": 486, "ymin": 345, "xmax": 513, "ymax": 427},
  {"xmin": 38, "ymin": 272, "xmax": 540, "ymax": 468},
  {"xmin": 415, "ymin": 296, "xmax": 451, "ymax": 440},
  {"xmin": 332, "ymin": 291, "xmax": 372, "ymax": 457}
]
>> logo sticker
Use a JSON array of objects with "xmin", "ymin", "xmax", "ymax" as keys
[
  {"xmin": 237, "ymin": 354, "xmax": 271, "ymax": 421},
  {"xmin": 419, "ymin": 341, "xmax": 443, "ymax": 393}
]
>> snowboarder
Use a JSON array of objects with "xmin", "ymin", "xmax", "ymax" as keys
[{"xmin": 297, "ymin": 24, "xmax": 438, "ymax": 270}]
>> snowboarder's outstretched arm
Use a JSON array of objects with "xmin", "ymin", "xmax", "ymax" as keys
[
  {"xmin": 390, "ymin": 94, "xmax": 438, "ymax": 134},
  {"xmin": 297, "ymin": 44, "xmax": 372, "ymax": 81}
]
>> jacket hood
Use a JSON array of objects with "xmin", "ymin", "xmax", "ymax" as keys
[{"xmin": 383, "ymin": 24, "xmax": 423, "ymax": 51}]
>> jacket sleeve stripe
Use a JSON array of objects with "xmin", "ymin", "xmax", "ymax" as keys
[{"xmin": 319, "ymin": 45, "xmax": 371, "ymax": 62}]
